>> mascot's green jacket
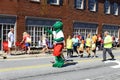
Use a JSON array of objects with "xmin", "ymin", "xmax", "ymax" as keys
[{"xmin": 46, "ymin": 21, "xmax": 64, "ymax": 68}]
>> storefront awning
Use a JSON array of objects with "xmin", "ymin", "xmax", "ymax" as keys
[
  {"xmin": 26, "ymin": 17, "xmax": 61, "ymax": 26},
  {"xmin": 0, "ymin": 15, "xmax": 16, "ymax": 24},
  {"xmin": 73, "ymin": 21, "xmax": 98, "ymax": 28}
]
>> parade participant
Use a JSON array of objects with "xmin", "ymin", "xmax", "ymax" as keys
[
  {"xmin": 66, "ymin": 35, "xmax": 73, "ymax": 58},
  {"xmin": 77, "ymin": 39, "xmax": 84, "ymax": 58},
  {"xmin": 102, "ymin": 31, "xmax": 115, "ymax": 61},
  {"xmin": 8, "ymin": 28, "xmax": 14, "ymax": 55},
  {"xmin": 72, "ymin": 35, "xmax": 79, "ymax": 56},
  {"xmin": 21, "ymin": 32, "xmax": 31, "ymax": 54},
  {"xmin": 41, "ymin": 34, "xmax": 48, "ymax": 54},
  {"xmin": 45, "ymin": 21, "xmax": 65, "ymax": 68},
  {"xmin": 91, "ymin": 41, "xmax": 97, "ymax": 58},
  {"xmin": 85, "ymin": 33, "xmax": 92, "ymax": 57}
]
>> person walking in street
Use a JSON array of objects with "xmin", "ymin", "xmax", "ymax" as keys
[
  {"xmin": 85, "ymin": 33, "xmax": 92, "ymax": 58},
  {"xmin": 77, "ymin": 39, "xmax": 84, "ymax": 58},
  {"xmin": 91, "ymin": 41, "xmax": 97, "ymax": 58},
  {"xmin": 72, "ymin": 35, "xmax": 79, "ymax": 56},
  {"xmin": 41, "ymin": 34, "xmax": 48, "ymax": 54},
  {"xmin": 45, "ymin": 21, "xmax": 65, "ymax": 68},
  {"xmin": 66, "ymin": 35, "xmax": 73, "ymax": 58},
  {"xmin": 8, "ymin": 28, "xmax": 14, "ymax": 55},
  {"xmin": 102, "ymin": 31, "xmax": 115, "ymax": 61},
  {"xmin": 21, "ymin": 32, "xmax": 31, "ymax": 54},
  {"xmin": 92, "ymin": 34, "xmax": 97, "ymax": 47}
]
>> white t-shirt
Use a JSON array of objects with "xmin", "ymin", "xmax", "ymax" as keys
[
  {"xmin": 8, "ymin": 31, "xmax": 14, "ymax": 42},
  {"xmin": 42, "ymin": 38, "xmax": 47, "ymax": 46},
  {"xmin": 53, "ymin": 30, "xmax": 64, "ymax": 43}
]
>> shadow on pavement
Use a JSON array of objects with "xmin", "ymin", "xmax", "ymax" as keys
[{"xmin": 63, "ymin": 61, "xmax": 78, "ymax": 67}]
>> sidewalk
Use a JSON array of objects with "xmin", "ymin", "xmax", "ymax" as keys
[
  {"xmin": 0, "ymin": 47, "xmax": 119, "ymax": 59},
  {"xmin": 0, "ymin": 51, "xmax": 52, "ymax": 59}
]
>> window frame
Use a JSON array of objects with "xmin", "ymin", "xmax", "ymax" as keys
[
  {"xmin": 112, "ymin": 2, "xmax": 119, "ymax": 16},
  {"xmin": 47, "ymin": 0, "xmax": 63, "ymax": 6},
  {"xmin": 104, "ymin": 0, "xmax": 111, "ymax": 14},
  {"xmin": 88, "ymin": 0, "xmax": 98, "ymax": 12},
  {"xmin": 74, "ymin": 0, "xmax": 86, "ymax": 10}
]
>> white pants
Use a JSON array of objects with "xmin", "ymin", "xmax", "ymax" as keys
[{"xmin": 8, "ymin": 41, "xmax": 13, "ymax": 48}]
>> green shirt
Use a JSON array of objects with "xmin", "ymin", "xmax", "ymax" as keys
[{"xmin": 104, "ymin": 35, "xmax": 112, "ymax": 48}]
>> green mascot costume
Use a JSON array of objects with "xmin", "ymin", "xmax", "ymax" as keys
[{"xmin": 46, "ymin": 21, "xmax": 64, "ymax": 68}]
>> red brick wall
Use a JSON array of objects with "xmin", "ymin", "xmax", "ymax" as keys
[{"xmin": 0, "ymin": 0, "xmax": 17, "ymax": 15}]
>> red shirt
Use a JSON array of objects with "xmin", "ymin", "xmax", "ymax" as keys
[{"xmin": 23, "ymin": 34, "xmax": 30, "ymax": 43}]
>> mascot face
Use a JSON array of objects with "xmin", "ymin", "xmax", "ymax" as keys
[{"xmin": 53, "ymin": 21, "xmax": 63, "ymax": 30}]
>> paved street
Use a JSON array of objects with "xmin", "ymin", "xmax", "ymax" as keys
[{"xmin": 0, "ymin": 49, "xmax": 120, "ymax": 80}]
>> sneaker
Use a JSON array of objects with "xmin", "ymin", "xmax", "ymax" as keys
[
  {"xmin": 95, "ymin": 56, "xmax": 98, "ymax": 58},
  {"xmin": 87, "ymin": 54, "xmax": 91, "ymax": 58},
  {"xmin": 50, "ymin": 61, "xmax": 55, "ymax": 64},
  {"xmin": 109, "ymin": 58, "xmax": 116, "ymax": 60},
  {"xmin": 3, "ymin": 56, "xmax": 7, "ymax": 59},
  {"xmin": 102, "ymin": 60, "xmax": 107, "ymax": 62},
  {"xmin": 80, "ymin": 54, "xmax": 83, "ymax": 58}
]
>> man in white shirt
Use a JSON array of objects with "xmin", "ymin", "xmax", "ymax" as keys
[{"xmin": 8, "ymin": 28, "xmax": 14, "ymax": 54}]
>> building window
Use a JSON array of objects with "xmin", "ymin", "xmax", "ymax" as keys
[
  {"xmin": 26, "ymin": 17, "xmax": 59, "ymax": 48},
  {"xmin": 73, "ymin": 22, "xmax": 98, "ymax": 39},
  {"xmin": 30, "ymin": 0, "xmax": 40, "ymax": 2},
  {"xmin": 47, "ymin": 0, "xmax": 63, "ymax": 5},
  {"xmin": 104, "ymin": 0, "xmax": 111, "ymax": 14},
  {"xmin": 26, "ymin": 26, "xmax": 53, "ymax": 47},
  {"xmin": 102, "ymin": 24, "xmax": 119, "ymax": 38},
  {"xmin": 74, "ymin": 0, "xmax": 86, "ymax": 10},
  {"xmin": 88, "ymin": 0, "xmax": 98, "ymax": 12},
  {"xmin": 112, "ymin": 2, "xmax": 118, "ymax": 16}
]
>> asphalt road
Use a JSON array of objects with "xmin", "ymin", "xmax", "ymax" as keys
[{"xmin": 0, "ymin": 49, "xmax": 120, "ymax": 80}]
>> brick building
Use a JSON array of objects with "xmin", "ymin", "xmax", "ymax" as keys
[{"xmin": 0, "ymin": 0, "xmax": 120, "ymax": 50}]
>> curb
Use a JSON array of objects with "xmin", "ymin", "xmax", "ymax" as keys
[
  {"xmin": 0, "ymin": 53, "xmax": 52, "ymax": 59},
  {"xmin": 0, "ymin": 48, "xmax": 119, "ymax": 59}
]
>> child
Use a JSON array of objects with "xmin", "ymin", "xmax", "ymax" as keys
[
  {"xmin": 66, "ymin": 35, "xmax": 73, "ymax": 58},
  {"xmin": 91, "ymin": 41, "xmax": 97, "ymax": 58},
  {"xmin": 78, "ymin": 40, "xmax": 84, "ymax": 57},
  {"xmin": 85, "ymin": 34, "xmax": 92, "ymax": 57}
]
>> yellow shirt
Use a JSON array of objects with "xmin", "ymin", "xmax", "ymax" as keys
[
  {"xmin": 66, "ymin": 39, "xmax": 73, "ymax": 49},
  {"xmin": 86, "ymin": 38, "xmax": 91, "ymax": 47},
  {"xmin": 104, "ymin": 35, "xmax": 112, "ymax": 48},
  {"xmin": 92, "ymin": 35, "xmax": 97, "ymax": 43}
]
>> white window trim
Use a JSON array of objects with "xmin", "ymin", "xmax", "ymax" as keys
[
  {"xmin": 76, "ymin": 0, "xmax": 84, "ymax": 10},
  {"xmin": 106, "ymin": 6, "xmax": 111, "ymax": 14},
  {"xmin": 91, "ymin": 2, "xmax": 96, "ymax": 11},
  {"xmin": 50, "ymin": 0, "xmax": 60, "ymax": 5},
  {"xmin": 30, "ymin": 0, "xmax": 40, "ymax": 2},
  {"xmin": 114, "ymin": 7, "xmax": 118, "ymax": 16}
]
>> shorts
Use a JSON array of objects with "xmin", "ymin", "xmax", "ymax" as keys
[
  {"xmin": 86, "ymin": 46, "xmax": 90, "ymax": 48},
  {"xmin": 25, "ymin": 43, "xmax": 30, "ymax": 47},
  {"xmin": 8, "ymin": 41, "xmax": 13, "ymax": 48},
  {"xmin": 92, "ymin": 49, "xmax": 96, "ymax": 53},
  {"xmin": 79, "ymin": 51, "xmax": 83, "ymax": 53},
  {"xmin": 42, "ymin": 45, "xmax": 47, "ymax": 48}
]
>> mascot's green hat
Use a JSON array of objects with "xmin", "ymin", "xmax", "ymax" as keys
[{"xmin": 53, "ymin": 21, "xmax": 63, "ymax": 29}]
